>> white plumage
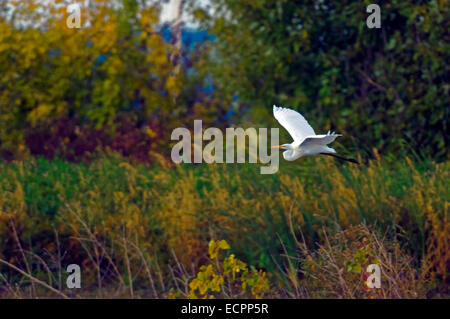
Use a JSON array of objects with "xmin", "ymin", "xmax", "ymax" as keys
[
  {"xmin": 273, "ymin": 105, "xmax": 351, "ymax": 162},
  {"xmin": 273, "ymin": 106, "xmax": 316, "ymax": 143}
]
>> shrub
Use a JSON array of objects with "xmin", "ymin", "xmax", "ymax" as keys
[{"xmin": 188, "ymin": 240, "xmax": 270, "ymax": 298}]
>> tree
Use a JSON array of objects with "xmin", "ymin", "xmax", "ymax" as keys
[
  {"xmin": 0, "ymin": 0, "xmax": 185, "ymax": 159},
  {"xmin": 192, "ymin": 0, "xmax": 449, "ymax": 159}
]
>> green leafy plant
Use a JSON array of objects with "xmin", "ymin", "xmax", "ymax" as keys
[{"xmin": 189, "ymin": 240, "xmax": 270, "ymax": 298}]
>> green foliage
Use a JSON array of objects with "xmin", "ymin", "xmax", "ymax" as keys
[
  {"xmin": 193, "ymin": 0, "xmax": 449, "ymax": 159},
  {"xmin": 1, "ymin": 1, "xmax": 448, "ymax": 162},
  {"xmin": 0, "ymin": 154, "xmax": 447, "ymax": 297},
  {"xmin": 344, "ymin": 245, "xmax": 378, "ymax": 274},
  {"xmin": 0, "ymin": 0, "xmax": 447, "ymax": 299}
]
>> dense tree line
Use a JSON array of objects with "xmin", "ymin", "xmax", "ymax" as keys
[
  {"xmin": 193, "ymin": 0, "xmax": 449, "ymax": 159},
  {"xmin": 0, "ymin": 0, "xmax": 448, "ymax": 161}
]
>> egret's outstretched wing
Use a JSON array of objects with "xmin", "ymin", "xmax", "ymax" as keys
[
  {"xmin": 273, "ymin": 105, "xmax": 315, "ymax": 143},
  {"xmin": 300, "ymin": 132, "xmax": 342, "ymax": 147}
]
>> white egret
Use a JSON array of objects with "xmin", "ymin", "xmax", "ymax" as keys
[{"xmin": 272, "ymin": 105, "xmax": 358, "ymax": 164}]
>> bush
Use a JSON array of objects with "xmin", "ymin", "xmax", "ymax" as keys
[{"xmin": 188, "ymin": 240, "xmax": 270, "ymax": 299}]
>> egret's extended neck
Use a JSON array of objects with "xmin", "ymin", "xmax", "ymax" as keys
[{"xmin": 285, "ymin": 143, "xmax": 295, "ymax": 150}]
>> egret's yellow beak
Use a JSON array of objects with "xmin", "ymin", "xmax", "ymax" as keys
[{"xmin": 271, "ymin": 145, "xmax": 283, "ymax": 149}]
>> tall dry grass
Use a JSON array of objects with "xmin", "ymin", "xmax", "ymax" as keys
[{"xmin": 0, "ymin": 154, "xmax": 448, "ymax": 298}]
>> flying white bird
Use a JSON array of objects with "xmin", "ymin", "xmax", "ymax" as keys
[{"xmin": 272, "ymin": 105, "xmax": 358, "ymax": 164}]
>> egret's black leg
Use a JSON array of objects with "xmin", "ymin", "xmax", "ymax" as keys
[{"xmin": 320, "ymin": 153, "xmax": 359, "ymax": 164}]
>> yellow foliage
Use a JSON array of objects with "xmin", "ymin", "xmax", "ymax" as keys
[
  {"xmin": 208, "ymin": 239, "xmax": 230, "ymax": 259},
  {"xmin": 0, "ymin": 1, "xmax": 178, "ymax": 156},
  {"xmin": 189, "ymin": 240, "xmax": 270, "ymax": 298}
]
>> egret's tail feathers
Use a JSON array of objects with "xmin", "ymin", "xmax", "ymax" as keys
[{"xmin": 326, "ymin": 130, "xmax": 342, "ymax": 137}]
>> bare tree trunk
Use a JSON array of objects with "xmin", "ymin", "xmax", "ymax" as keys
[
  {"xmin": 170, "ymin": 0, "xmax": 185, "ymax": 66},
  {"xmin": 168, "ymin": 0, "xmax": 185, "ymax": 104}
]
